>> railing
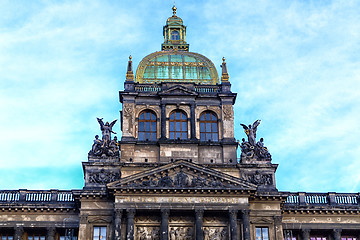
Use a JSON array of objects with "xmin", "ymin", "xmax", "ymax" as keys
[
  {"xmin": 284, "ymin": 192, "xmax": 359, "ymax": 206},
  {"xmin": 195, "ymin": 86, "xmax": 221, "ymax": 93},
  {"xmin": 0, "ymin": 190, "xmax": 74, "ymax": 203},
  {"xmin": 133, "ymin": 84, "xmax": 222, "ymax": 93}
]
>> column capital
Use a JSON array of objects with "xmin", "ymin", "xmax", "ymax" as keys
[
  {"xmin": 47, "ymin": 227, "xmax": 56, "ymax": 240},
  {"xmin": 127, "ymin": 208, "xmax": 136, "ymax": 218},
  {"xmin": 115, "ymin": 208, "xmax": 123, "ymax": 216},
  {"xmin": 161, "ymin": 208, "xmax": 170, "ymax": 216},
  {"xmin": 229, "ymin": 209, "xmax": 238, "ymax": 216},
  {"xmin": 195, "ymin": 208, "xmax": 204, "ymax": 217}
]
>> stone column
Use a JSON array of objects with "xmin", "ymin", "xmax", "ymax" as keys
[
  {"xmin": 160, "ymin": 103, "xmax": 166, "ymax": 139},
  {"xmin": 47, "ymin": 227, "xmax": 56, "ymax": 240},
  {"xmin": 229, "ymin": 209, "xmax": 238, "ymax": 240},
  {"xmin": 241, "ymin": 210, "xmax": 251, "ymax": 240},
  {"xmin": 126, "ymin": 209, "xmax": 136, "ymax": 240},
  {"xmin": 195, "ymin": 208, "xmax": 204, "ymax": 240},
  {"xmin": 190, "ymin": 103, "xmax": 196, "ymax": 140},
  {"xmin": 333, "ymin": 229, "xmax": 342, "ymax": 240},
  {"xmin": 301, "ymin": 229, "xmax": 310, "ymax": 240},
  {"xmin": 274, "ymin": 216, "xmax": 283, "ymax": 240},
  {"xmin": 161, "ymin": 209, "xmax": 170, "ymax": 240},
  {"xmin": 14, "ymin": 226, "xmax": 23, "ymax": 240},
  {"xmin": 114, "ymin": 209, "xmax": 123, "ymax": 240}
]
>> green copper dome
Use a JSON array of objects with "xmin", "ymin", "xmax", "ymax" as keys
[{"xmin": 135, "ymin": 51, "xmax": 219, "ymax": 85}]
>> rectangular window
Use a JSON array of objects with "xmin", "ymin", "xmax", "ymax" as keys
[
  {"xmin": 256, "ymin": 227, "xmax": 269, "ymax": 240},
  {"xmin": 28, "ymin": 236, "xmax": 45, "ymax": 240},
  {"xmin": 310, "ymin": 237, "xmax": 327, "ymax": 240},
  {"xmin": 0, "ymin": 235, "xmax": 13, "ymax": 240},
  {"xmin": 341, "ymin": 237, "xmax": 357, "ymax": 240},
  {"xmin": 93, "ymin": 227, "xmax": 106, "ymax": 240}
]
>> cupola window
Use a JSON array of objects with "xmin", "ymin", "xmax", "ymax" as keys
[
  {"xmin": 169, "ymin": 110, "xmax": 187, "ymax": 140},
  {"xmin": 171, "ymin": 30, "xmax": 180, "ymax": 40}
]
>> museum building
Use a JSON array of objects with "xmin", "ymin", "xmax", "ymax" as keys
[{"xmin": 0, "ymin": 6, "xmax": 359, "ymax": 240}]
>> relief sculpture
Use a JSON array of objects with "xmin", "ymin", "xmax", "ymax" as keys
[
  {"xmin": 136, "ymin": 226, "xmax": 160, "ymax": 240},
  {"xmin": 203, "ymin": 227, "xmax": 228, "ymax": 240},
  {"xmin": 169, "ymin": 227, "xmax": 193, "ymax": 240},
  {"xmin": 123, "ymin": 104, "xmax": 134, "ymax": 134}
]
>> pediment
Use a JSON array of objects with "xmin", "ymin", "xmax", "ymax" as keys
[
  {"xmin": 159, "ymin": 85, "xmax": 198, "ymax": 96},
  {"xmin": 107, "ymin": 160, "xmax": 257, "ymax": 191}
]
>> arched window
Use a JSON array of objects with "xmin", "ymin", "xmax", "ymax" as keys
[
  {"xmin": 138, "ymin": 111, "xmax": 157, "ymax": 141},
  {"xmin": 171, "ymin": 30, "xmax": 180, "ymax": 40},
  {"xmin": 169, "ymin": 110, "xmax": 187, "ymax": 140},
  {"xmin": 200, "ymin": 112, "xmax": 218, "ymax": 141}
]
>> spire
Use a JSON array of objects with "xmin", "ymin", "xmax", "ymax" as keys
[
  {"xmin": 126, "ymin": 55, "xmax": 134, "ymax": 81},
  {"xmin": 172, "ymin": 4, "xmax": 177, "ymax": 16},
  {"xmin": 221, "ymin": 57, "xmax": 229, "ymax": 82}
]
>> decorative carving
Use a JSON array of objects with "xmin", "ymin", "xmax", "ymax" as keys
[
  {"xmin": 89, "ymin": 118, "xmax": 119, "ymax": 157},
  {"xmin": 88, "ymin": 169, "xmax": 121, "ymax": 184},
  {"xmin": 123, "ymin": 104, "xmax": 134, "ymax": 134},
  {"xmin": 222, "ymin": 105, "xmax": 233, "ymax": 120},
  {"xmin": 126, "ymin": 171, "xmax": 231, "ymax": 189},
  {"xmin": 240, "ymin": 120, "xmax": 271, "ymax": 162},
  {"xmin": 169, "ymin": 227, "xmax": 193, "ymax": 240},
  {"xmin": 136, "ymin": 226, "xmax": 160, "ymax": 240},
  {"xmin": 204, "ymin": 227, "xmax": 227, "ymax": 240},
  {"xmin": 244, "ymin": 172, "xmax": 273, "ymax": 186}
]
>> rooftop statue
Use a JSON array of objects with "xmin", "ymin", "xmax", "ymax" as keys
[
  {"xmin": 240, "ymin": 120, "xmax": 271, "ymax": 162},
  {"xmin": 89, "ymin": 118, "xmax": 119, "ymax": 157}
]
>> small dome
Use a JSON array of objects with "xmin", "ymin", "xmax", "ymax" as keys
[{"xmin": 135, "ymin": 51, "xmax": 219, "ymax": 85}]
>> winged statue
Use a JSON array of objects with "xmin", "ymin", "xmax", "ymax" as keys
[
  {"xmin": 97, "ymin": 118, "xmax": 117, "ymax": 143},
  {"xmin": 240, "ymin": 119, "xmax": 261, "ymax": 146}
]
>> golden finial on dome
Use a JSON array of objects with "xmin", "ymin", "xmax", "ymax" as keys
[
  {"xmin": 172, "ymin": 5, "xmax": 177, "ymax": 16},
  {"xmin": 126, "ymin": 55, "xmax": 134, "ymax": 81},
  {"xmin": 129, "ymin": 55, "xmax": 132, "ymax": 60},
  {"xmin": 222, "ymin": 57, "xmax": 226, "ymax": 63},
  {"xmin": 221, "ymin": 57, "xmax": 229, "ymax": 82}
]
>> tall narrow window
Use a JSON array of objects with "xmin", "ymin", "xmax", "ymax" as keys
[
  {"xmin": 138, "ymin": 111, "xmax": 157, "ymax": 141},
  {"xmin": 200, "ymin": 112, "xmax": 218, "ymax": 141},
  {"xmin": 169, "ymin": 111, "xmax": 188, "ymax": 140},
  {"xmin": 93, "ymin": 227, "xmax": 106, "ymax": 240},
  {"xmin": 256, "ymin": 227, "xmax": 269, "ymax": 240}
]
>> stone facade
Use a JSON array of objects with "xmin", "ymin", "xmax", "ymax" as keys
[{"xmin": 0, "ymin": 6, "xmax": 359, "ymax": 240}]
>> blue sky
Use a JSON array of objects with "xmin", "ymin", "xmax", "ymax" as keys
[{"xmin": 1, "ymin": 0, "xmax": 359, "ymax": 192}]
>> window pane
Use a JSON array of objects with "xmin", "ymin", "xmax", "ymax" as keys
[
  {"xmin": 262, "ymin": 228, "xmax": 269, "ymax": 240},
  {"xmin": 207, "ymin": 133, "xmax": 211, "ymax": 140},
  {"xmin": 182, "ymin": 133, "xmax": 187, "ymax": 139},
  {"xmin": 200, "ymin": 123, "xmax": 205, "ymax": 132},
  {"xmin": 139, "ymin": 122, "xmax": 144, "ymax": 131},
  {"xmin": 34, "ymin": 237, "xmax": 39, "ymax": 240},
  {"xmin": 101, "ymin": 227, "xmax": 107, "ymax": 238},
  {"xmin": 176, "ymin": 112, "xmax": 181, "ymax": 119},
  {"xmin": 93, "ymin": 227, "xmax": 100, "ymax": 239},
  {"xmin": 8, "ymin": 237, "xmax": 13, "ymax": 240},
  {"xmin": 151, "ymin": 133, "xmax": 156, "ymax": 140},
  {"xmin": 256, "ymin": 228, "xmax": 262, "ymax": 240},
  {"xmin": 176, "ymin": 132, "xmax": 181, "ymax": 139},
  {"xmin": 169, "ymin": 122, "xmax": 175, "ymax": 130},
  {"xmin": 170, "ymin": 132, "xmax": 175, "ymax": 139},
  {"xmin": 170, "ymin": 113, "xmax": 174, "ymax": 120},
  {"xmin": 151, "ymin": 122, "xmax": 156, "ymax": 132},
  {"xmin": 212, "ymin": 123, "xmax": 218, "ymax": 132},
  {"xmin": 182, "ymin": 122, "xmax": 187, "ymax": 131},
  {"xmin": 139, "ymin": 133, "xmax": 144, "ymax": 141},
  {"xmin": 176, "ymin": 122, "xmax": 181, "ymax": 130},
  {"xmin": 40, "ymin": 237, "xmax": 45, "ymax": 240},
  {"xmin": 139, "ymin": 114, "xmax": 144, "ymax": 120},
  {"xmin": 145, "ymin": 112, "xmax": 150, "ymax": 120},
  {"xmin": 213, "ymin": 134, "xmax": 218, "ymax": 141},
  {"xmin": 200, "ymin": 133, "xmax": 205, "ymax": 141},
  {"xmin": 200, "ymin": 114, "xmax": 205, "ymax": 120},
  {"xmin": 150, "ymin": 113, "xmax": 156, "ymax": 120},
  {"xmin": 211, "ymin": 114, "xmax": 217, "ymax": 120},
  {"xmin": 206, "ymin": 113, "xmax": 211, "ymax": 120},
  {"xmin": 182, "ymin": 113, "xmax": 186, "ymax": 120},
  {"xmin": 145, "ymin": 133, "xmax": 150, "ymax": 140},
  {"xmin": 206, "ymin": 123, "xmax": 211, "ymax": 132},
  {"xmin": 145, "ymin": 122, "xmax": 150, "ymax": 131}
]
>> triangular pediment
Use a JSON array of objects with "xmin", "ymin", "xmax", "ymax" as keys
[
  {"xmin": 107, "ymin": 160, "xmax": 257, "ymax": 191},
  {"xmin": 159, "ymin": 85, "xmax": 198, "ymax": 96}
]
